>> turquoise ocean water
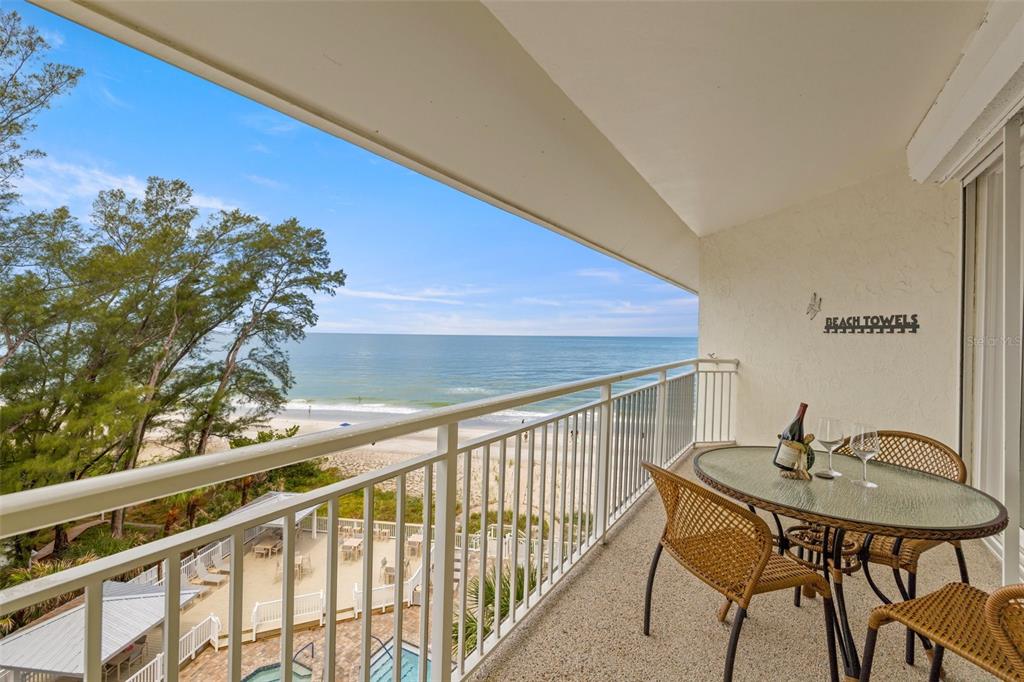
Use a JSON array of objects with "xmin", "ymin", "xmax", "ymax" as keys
[{"xmin": 283, "ymin": 333, "xmax": 698, "ymax": 424}]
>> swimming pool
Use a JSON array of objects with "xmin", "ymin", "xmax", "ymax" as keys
[
  {"xmin": 241, "ymin": 661, "xmax": 313, "ymax": 682},
  {"xmin": 369, "ymin": 641, "xmax": 427, "ymax": 682}
]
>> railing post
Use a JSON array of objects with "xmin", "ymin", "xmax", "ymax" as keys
[
  {"xmin": 596, "ymin": 383, "xmax": 612, "ymax": 544},
  {"xmin": 655, "ymin": 370, "xmax": 668, "ymax": 466},
  {"xmin": 164, "ymin": 552, "xmax": 181, "ymax": 682},
  {"xmin": 430, "ymin": 423, "xmax": 458, "ymax": 682},
  {"xmin": 324, "ymin": 498, "xmax": 339, "ymax": 681},
  {"xmin": 280, "ymin": 511, "xmax": 296, "ymax": 682},
  {"xmin": 84, "ymin": 580, "xmax": 102, "ymax": 682}
]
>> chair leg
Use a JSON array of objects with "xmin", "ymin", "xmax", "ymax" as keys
[
  {"xmin": 928, "ymin": 645, "xmax": 945, "ymax": 682},
  {"xmin": 643, "ymin": 542, "xmax": 663, "ymax": 636},
  {"xmin": 716, "ymin": 598, "xmax": 732, "ymax": 623},
  {"xmin": 860, "ymin": 627, "xmax": 879, "ymax": 682},
  {"xmin": 953, "ymin": 542, "xmax": 970, "ymax": 584},
  {"xmin": 822, "ymin": 596, "xmax": 839, "ymax": 682},
  {"xmin": 905, "ymin": 572, "xmax": 917, "ymax": 665},
  {"xmin": 724, "ymin": 607, "xmax": 747, "ymax": 682},
  {"xmin": 794, "ymin": 546, "xmax": 804, "ymax": 607}
]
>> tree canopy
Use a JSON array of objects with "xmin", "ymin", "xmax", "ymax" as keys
[
  {"xmin": 1, "ymin": 177, "xmax": 346, "ymax": 544},
  {"xmin": 0, "ymin": 9, "xmax": 346, "ymax": 559}
]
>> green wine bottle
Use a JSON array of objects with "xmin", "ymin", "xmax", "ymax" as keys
[{"xmin": 773, "ymin": 403, "xmax": 808, "ymax": 471}]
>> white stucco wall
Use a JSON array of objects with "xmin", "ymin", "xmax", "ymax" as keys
[{"xmin": 699, "ymin": 167, "xmax": 961, "ymax": 448}]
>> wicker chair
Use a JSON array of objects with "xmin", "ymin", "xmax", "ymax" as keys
[
  {"xmin": 642, "ymin": 463, "xmax": 839, "ymax": 682},
  {"xmin": 834, "ymin": 430, "xmax": 969, "ymax": 665},
  {"xmin": 859, "ymin": 582, "xmax": 1024, "ymax": 681}
]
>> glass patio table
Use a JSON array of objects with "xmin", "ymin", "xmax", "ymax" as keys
[{"xmin": 693, "ymin": 445, "xmax": 1008, "ymax": 680}]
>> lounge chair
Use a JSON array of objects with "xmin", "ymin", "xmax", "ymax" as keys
[{"xmin": 196, "ymin": 560, "xmax": 227, "ymax": 586}]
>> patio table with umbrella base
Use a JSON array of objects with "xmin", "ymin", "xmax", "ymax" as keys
[
  {"xmin": 693, "ymin": 446, "xmax": 1008, "ymax": 681},
  {"xmin": 341, "ymin": 537, "xmax": 363, "ymax": 561},
  {"xmin": 407, "ymin": 533, "xmax": 423, "ymax": 556}
]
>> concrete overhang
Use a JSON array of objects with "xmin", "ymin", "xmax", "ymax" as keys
[
  {"xmin": 36, "ymin": 0, "xmax": 700, "ymax": 291},
  {"xmin": 34, "ymin": 0, "xmax": 994, "ymax": 289}
]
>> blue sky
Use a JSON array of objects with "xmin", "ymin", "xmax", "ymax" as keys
[{"xmin": 13, "ymin": 1, "xmax": 698, "ymax": 337}]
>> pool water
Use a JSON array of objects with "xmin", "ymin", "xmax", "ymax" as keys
[
  {"xmin": 241, "ymin": 662, "xmax": 313, "ymax": 682},
  {"xmin": 369, "ymin": 643, "xmax": 426, "ymax": 682}
]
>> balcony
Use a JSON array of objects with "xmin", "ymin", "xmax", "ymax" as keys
[
  {"xmin": 4, "ymin": 2, "xmax": 1024, "ymax": 681},
  {"xmin": 0, "ymin": 359, "xmax": 739, "ymax": 682}
]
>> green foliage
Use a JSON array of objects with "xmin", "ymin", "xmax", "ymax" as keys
[
  {"xmin": 0, "ymin": 554, "xmax": 97, "ymax": 635},
  {"xmin": 0, "ymin": 176, "xmax": 346, "ymax": 544},
  {"xmin": 0, "ymin": 12, "xmax": 345, "ymax": 554},
  {"xmin": 226, "ymin": 426, "xmax": 336, "ymax": 507},
  {"xmin": 0, "ymin": 10, "xmax": 83, "ymax": 212},
  {"xmin": 60, "ymin": 526, "xmax": 148, "ymax": 563},
  {"xmin": 453, "ymin": 564, "xmax": 538, "ymax": 656},
  {"xmin": 466, "ymin": 509, "xmax": 548, "ymax": 537},
  {"xmin": 336, "ymin": 488, "xmax": 426, "ymax": 525}
]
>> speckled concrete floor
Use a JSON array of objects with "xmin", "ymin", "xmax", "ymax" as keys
[{"xmin": 467, "ymin": 452, "xmax": 1003, "ymax": 682}]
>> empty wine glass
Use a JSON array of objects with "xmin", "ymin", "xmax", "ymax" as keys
[
  {"xmin": 815, "ymin": 416, "xmax": 846, "ymax": 479},
  {"xmin": 850, "ymin": 424, "xmax": 879, "ymax": 489}
]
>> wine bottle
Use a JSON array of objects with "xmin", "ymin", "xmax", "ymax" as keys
[{"xmin": 773, "ymin": 403, "xmax": 808, "ymax": 471}]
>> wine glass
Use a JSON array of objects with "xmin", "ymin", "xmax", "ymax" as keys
[
  {"xmin": 850, "ymin": 424, "xmax": 880, "ymax": 489},
  {"xmin": 814, "ymin": 417, "xmax": 846, "ymax": 479}
]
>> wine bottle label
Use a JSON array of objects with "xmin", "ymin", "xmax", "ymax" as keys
[{"xmin": 776, "ymin": 441, "xmax": 803, "ymax": 469}]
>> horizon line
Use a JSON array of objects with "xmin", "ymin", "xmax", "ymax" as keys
[{"xmin": 306, "ymin": 331, "xmax": 698, "ymax": 339}]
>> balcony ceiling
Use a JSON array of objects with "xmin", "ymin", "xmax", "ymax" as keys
[
  {"xmin": 36, "ymin": 1, "xmax": 987, "ymax": 288},
  {"xmin": 37, "ymin": 0, "xmax": 701, "ymax": 290},
  {"xmin": 485, "ymin": 0, "xmax": 987, "ymax": 235}
]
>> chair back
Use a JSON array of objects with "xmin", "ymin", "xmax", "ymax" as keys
[
  {"xmin": 642, "ymin": 463, "xmax": 772, "ymax": 608},
  {"xmin": 835, "ymin": 430, "xmax": 965, "ymax": 482},
  {"xmin": 986, "ymin": 584, "xmax": 1024, "ymax": 674}
]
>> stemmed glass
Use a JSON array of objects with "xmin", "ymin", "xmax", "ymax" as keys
[
  {"xmin": 850, "ymin": 424, "xmax": 880, "ymax": 489},
  {"xmin": 814, "ymin": 417, "xmax": 846, "ymax": 479}
]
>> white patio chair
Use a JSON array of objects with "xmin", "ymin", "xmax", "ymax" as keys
[{"xmin": 196, "ymin": 560, "xmax": 227, "ymax": 586}]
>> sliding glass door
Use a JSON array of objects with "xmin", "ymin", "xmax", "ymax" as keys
[{"xmin": 962, "ymin": 121, "xmax": 1023, "ymax": 583}]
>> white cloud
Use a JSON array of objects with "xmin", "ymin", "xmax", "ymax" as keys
[
  {"xmin": 16, "ymin": 157, "xmax": 236, "ymax": 213},
  {"xmin": 415, "ymin": 285, "xmax": 492, "ymax": 298},
  {"xmin": 249, "ymin": 142, "xmax": 272, "ymax": 155},
  {"xmin": 661, "ymin": 296, "xmax": 698, "ymax": 307},
  {"xmin": 98, "ymin": 85, "xmax": 130, "ymax": 109},
  {"xmin": 337, "ymin": 288, "xmax": 464, "ymax": 305},
  {"xmin": 244, "ymin": 174, "xmax": 286, "ymax": 190},
  {"xmin": 331, "ymin": 310, "xmax": 692, "ymax": 337},
  {"xmin": 40, "ymin": 29, "xmax": 65, "ymax": 49},
  {"xmin": 601, "ymin": 301, "xmax": 657, "ymax": 315},
  {"xmin": 516, "ymin": 297, "xmax": 562, "ymax": 307},
  {"xmin": 240, "ymin": 112, "xmax": 300, "ymax": 136},
  {"xmin": 581, "ymin": 266, "xmax": 618, "ymax": 280}
]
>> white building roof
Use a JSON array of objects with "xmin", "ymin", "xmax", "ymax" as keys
[
  {"xmin": 217, "ymin": 490, "xmax": 318, "ymax": 528},
  {"xmin": 0, "ymin": 581, "xmax": 199, "ymax": 678}
]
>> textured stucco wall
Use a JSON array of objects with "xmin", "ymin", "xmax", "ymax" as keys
[{"xmin": 699, "ymin": 167, "xmax": 961, "ymax": 448}]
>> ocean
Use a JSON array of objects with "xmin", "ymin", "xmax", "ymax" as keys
[{"xmin": 283, "ymin": 333, "xmax": 698, "ymax": 425}]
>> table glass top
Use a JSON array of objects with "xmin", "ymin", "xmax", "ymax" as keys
[{"xmin": 694, "ymin": 446, "xmax": 1006, "ymax": 537}]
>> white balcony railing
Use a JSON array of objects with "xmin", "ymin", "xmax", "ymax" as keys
[{"xmin": 0, "ymin": 357, "xmax": 737, "ymax": 682}]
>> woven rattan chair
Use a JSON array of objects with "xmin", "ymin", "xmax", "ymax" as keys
[
  {"xmin": 859, "ymin": 582, "xmax": 1024, "ymax": 681},
  {"xmin": 834, "ymin": 430, "xmax": 969, "ymax": 665},
  {"xmin": 642, "ymin": 463, "xmax": 839, "ymax": 682}
]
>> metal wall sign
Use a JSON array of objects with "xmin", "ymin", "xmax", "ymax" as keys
[{"xmin": 823, "ymin": 314, "xmax": 919, "ymax": 334}]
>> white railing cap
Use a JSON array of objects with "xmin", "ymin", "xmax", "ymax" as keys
[{"xmin": 0, "ymin": 357, "xmax": 733, "ymax": 538}]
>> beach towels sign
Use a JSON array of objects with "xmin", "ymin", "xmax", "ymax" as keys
[{"xmin": 823, "ymin": 313, "xmax": 920, "ymax": 334}]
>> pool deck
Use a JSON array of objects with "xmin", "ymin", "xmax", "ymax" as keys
[
  {"xmin": 179, "ymin": 531, "xmax": 426, "ymax": 635},
  {"xmin": 181, "ymin": 605, "xmax": 425, "ymax": 681}
]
